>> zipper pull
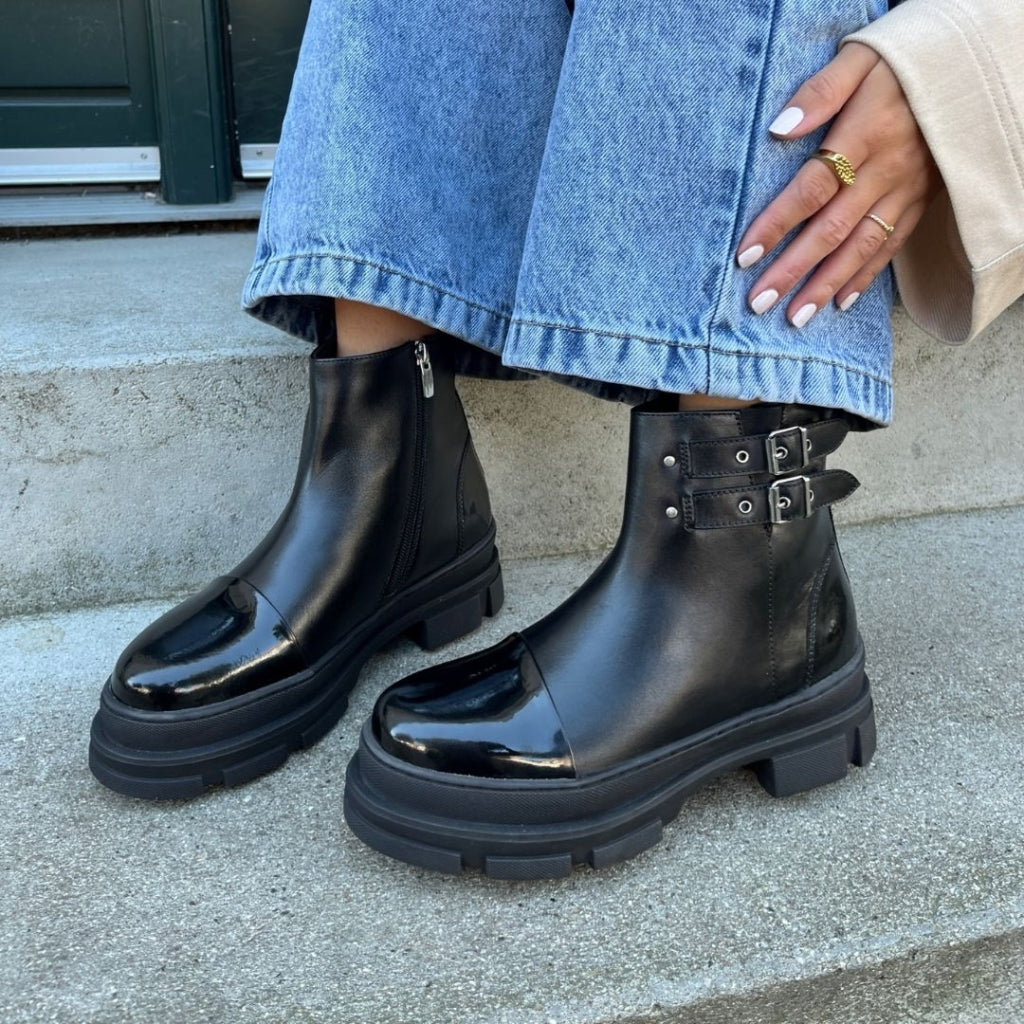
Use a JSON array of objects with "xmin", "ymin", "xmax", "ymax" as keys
[{"xmin": 414, "ymin": 339, "xmax": 434, "ymax": 398}]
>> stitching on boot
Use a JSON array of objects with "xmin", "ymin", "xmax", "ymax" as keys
[
  {"xmin": 455, "ymin": 434, "xmax": 471, "ymax": 556},
  {"xmin": 678, "ymin": 440, "xmax": 691, "ymax": 476},
  {"xmin": 681, "ymin": 492, "xmax": 696, "ymax": 530},
  {"xmin": 728, "ymin": 410, "xmax": 743, "ymax": 448},
  {"xmin": 805, "ymin": 544, "xmax": 835, "ymax": 686}
]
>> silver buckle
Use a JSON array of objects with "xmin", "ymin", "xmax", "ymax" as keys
[
  {"xmin": 765, "ymin": 425, "xmax": 809, "ymax": 476},
  {"xmin": 769, "ymin": 475, "xmax": 813, "ymax": 524}
]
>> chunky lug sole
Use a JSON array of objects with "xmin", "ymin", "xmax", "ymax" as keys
[
  {"xmin": 89, "ymin": 536, "xmax": 503, "ymax": 800},
  {"xmin": 344, "ymin": 648, "xmax": 875, "ymax": 879}
]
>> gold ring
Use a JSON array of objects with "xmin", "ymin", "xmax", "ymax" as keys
[
  {"xmin": 812, "ymin": 148, "xmax": 856, "ymax": 187},
  {"xmin": 865, "ymin": 212, "xmax": 896, "ymax": 236}
]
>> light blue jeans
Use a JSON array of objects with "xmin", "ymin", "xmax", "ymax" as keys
[{"xmin": 243, "ymin": 0, "xmax": 894, "ymax": 424}]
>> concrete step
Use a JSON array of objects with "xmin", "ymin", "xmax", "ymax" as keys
[
  {"xmin": 3, "ymin": 232, "xmax": 1024, "ymax": 616},
  {"xmin": 2, "ymin": 507, "xmax": 1022, "ymax": 1023}
]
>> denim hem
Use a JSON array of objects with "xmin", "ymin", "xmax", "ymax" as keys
[
  {"xmin": 242, "ymin": 251, "xmax": 657, "ymax": 403},
  {"xmin": 242, "ymin": 251, "xmax": 512, "ymax": 354},
  {"xmin": 503, "ymin": 319, "xmax": 891, "ymax": 425},
  {"xmin": 243, "ymin": 249, "xmax": 891, "ymax": 424}
]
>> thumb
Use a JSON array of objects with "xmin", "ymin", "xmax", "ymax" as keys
[{"xmin": 767, "ymin": 41, "xmax": 880, "ymax": 138}]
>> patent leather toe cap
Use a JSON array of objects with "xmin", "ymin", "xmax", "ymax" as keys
[
  {"xmin": 374, "ymin": 633, "xmax": 575, "ymax": 779},
  {"xmin": 112, "ymin": 577, "xmax": 307, "ymax": 711}
]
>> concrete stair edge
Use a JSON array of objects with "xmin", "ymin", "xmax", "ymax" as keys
[
  {"xmin": 600, "ymin": 911, "xmax": 1024, "ymax": 1024},
  {"xmin": 3, "ymin": 232, "xmax": 1023, "ymax": 615}
]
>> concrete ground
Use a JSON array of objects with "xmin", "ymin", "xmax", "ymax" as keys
[{"xmin": 2, "ymin": 507, "xmax": 1022, "ymax": 1024}]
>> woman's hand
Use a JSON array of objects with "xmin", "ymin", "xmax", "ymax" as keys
[{"xmin": 736, "ymin": 42, "xmax": 942, "ymax": 326}]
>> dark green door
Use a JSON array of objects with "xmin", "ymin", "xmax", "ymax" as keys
[
  {"xmin": 0, "ymin": 0, "xmax": 309, "ymax": 202},
  {"xmin": 0, "ymin": 0, "xmax": 159, "ymax": 182},
  {"xmin": 226, "ymin": 0, "xmax": 309, "ymax": 178}
]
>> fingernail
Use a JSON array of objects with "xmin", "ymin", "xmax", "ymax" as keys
[
  {"xmin": 768, "ymin": 106, "xmax": 804, "ymax": 136},
  {"xmin": 737, "ymin": 244, "xmax": 765, "ymax": 269},
  {"xmin": 791, "ymin": 302, "xmax": 817, "ymax": 328},
  {"xmin": 839, "ymin": 291, "xmax": 861, "ymax": 311},
  {"xmin": 751, "ymin": 288, "xmax": 779, "ymax": 315}
]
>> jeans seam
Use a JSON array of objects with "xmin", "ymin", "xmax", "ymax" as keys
[
  {"xmin": 513, "ymin": 317, "xmax": 891, "ymax": 385},
  {"xmin": 706, "ymin": 0, "xmax": 783, "ymax": 389},
  {"xmin": 510, "ymin": 316, "xmax": 708, "ymax": 352},
  {"xmin": 707, "ymin": 342, "xmax": 891, "ymax": 386},
  {"xmin": 260, "ymin": 177, "xmax": 276, "ymax": 257}
]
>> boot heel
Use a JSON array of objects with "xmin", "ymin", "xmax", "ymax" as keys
[
  {"xmin": 408, "ymin": 568, "xmax": 504, "ymax": 651},
  {"xmin": 752, "ymin": 704, "xmax": 876, "ymax": 799}
]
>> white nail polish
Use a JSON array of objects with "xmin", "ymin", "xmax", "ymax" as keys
[
  {"xmin": 768, "ymin": 106, "xmax": 804, "ymax": 136},
  {"xmin": 791, "ymin": 303, "xmax": 817, "ymax": 328},
  {"xmin": 737, "ymin": 244, "xmax": 765, "ymax": 269},
  {"xmin": 751, "ymin": 289, "xmax": 779, "ymax": 315},
  {"xmin": 839, "ymin": 292, "xmax": 861, "ymax": 311}
]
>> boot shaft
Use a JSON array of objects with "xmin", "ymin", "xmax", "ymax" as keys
[
  {"xmin": 240, "ymin": 336, "xmax": 493, "ymax": 653},
  {"xmin": 617, "ymin": 402, "xmax": 862, "ymax": 700}
]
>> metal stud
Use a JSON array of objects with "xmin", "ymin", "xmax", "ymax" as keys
[
  {"xmin": 735, "ymin": 450, "xmax": 750, "ymax": 464},
  {"xmin": 738, "ymin": 499, "xmax": 753, "ymax": 515},
  {"xmin": 663, "ymin": 455, "xmax": 677, "ymax": 467},
  {"xmin": 665, "ymin": 506, "xmax": 680, "ymax": 519}
]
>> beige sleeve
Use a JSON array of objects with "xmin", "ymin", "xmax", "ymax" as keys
[{"xmin": 843, "ymin": 0, "xmax": 1024, "ymax": 344}]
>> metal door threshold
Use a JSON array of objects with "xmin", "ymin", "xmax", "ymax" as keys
[{"xmin": 0, "ymin": 184, "xmax": 266, "ymax": 228}]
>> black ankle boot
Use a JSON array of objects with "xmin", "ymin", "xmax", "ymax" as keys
[
  {"xmin": 344, "ymin": 401, "xmax": 876, "ymax": 877},
  {"xmin": 90, "ymin": 336, "xmax": 503, "ymax": 798}
]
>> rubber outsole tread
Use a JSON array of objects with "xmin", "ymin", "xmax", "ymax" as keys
[
  {"xmin": 343, "ymin": 696, "xmax": 876, "ymax": 878},
  {"xmin": 345, "ymin": 792, "xmax": 674, "ymax": 879}
]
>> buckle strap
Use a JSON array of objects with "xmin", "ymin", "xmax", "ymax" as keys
[
  {"xmin": 687, "ymin": 470, "xmax": 859, "ymax": 529},
  {"xmin": 684, "ymin": 419, "xmax": 850, "ymax": 479}
]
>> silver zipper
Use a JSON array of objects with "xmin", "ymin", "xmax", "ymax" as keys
[{"xmin": 414, "ymin": 339, "xmax": 434, "ymax": 398}]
